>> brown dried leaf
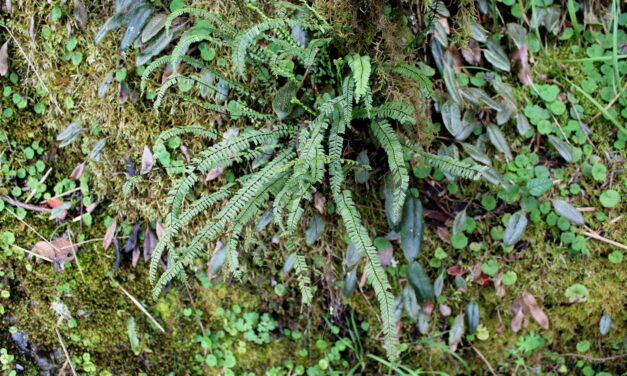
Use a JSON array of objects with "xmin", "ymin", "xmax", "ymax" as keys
[
  {"xmin": 69, "ymin": 161, "xmax": 86, "ymax": 180},
  {"xmin": 118, "ymin": 82, "xmax": 129, "ymax": 103},
  {"xmin": 436, "ymin": 227, "xmax": 451, "ymax": 244},
  {"xmin": 494, "ymin": 271, "xmax": 506, "ymax": 298},
  {"xmin": 141, "ymin": 146, "xmax": 153, "ymax": 174},
  {"xmin": 461, "ymin": 39, "xmax": 481, "ymax": 65},
  {"xmin": 0, "ymin": 40, "xmax": 8, "ymax": 77},
  {"xmin": 33, "ymin": 241, "xmax": 55, "ymax": 260},
  {"xmin": 86, "ymin": 201, "xmax": 98, "ymax": 213},
  {"xmin": 103, "ymin": 219, "xmax": 117, "ymax": 251},
  {"xmin": 155, "ymin": 221, "xmax": 165, "ymax": 240},
  {"xmin": 143, "ymin": 226, "xmax": 157, "ymax": 262},
  {"xmin": 422, "ymin": 301, "xmax": 434, "ymax": 316},
  {"xmin": 29, "ymin": 16, "xmax": 35, "ymax": 41},
  {"xmin": 313, "ymin": 192, "xmax": 326, "ymax": 214},
  {"xmin": 180, "ymin": 145, "xmax": 191, "ymax": 164},
  {"xmin": 439, "ymin": 304, "xmax": 452, "ymax": 317},
  {"xmin": 378, "ymin": 243, "xmax": 393, "ymax": 267},
  {"xmin": 523, "ymin": 290, "xmax": 550, "ymax": 329},
  {"xmin": 131, "ymin": 246, "xmax": 140, "ymax": 267},
  {"xmin": 205, "ymin": 166, "xmax": 226, "ymax": 181},
  {"xmin": 74, "ymin": 0, "xmax": 87, "ymax": 29},
  {"xmin": 511, "ymin": 298, "xmax": 525, "ymax": 333},
  {"xmin": 52, "ymin": 238, "xmax": 75, "ymax": 262},
  {"xmin": 512, "ymin": 45, "xmax": 533, "ymax": 86}
]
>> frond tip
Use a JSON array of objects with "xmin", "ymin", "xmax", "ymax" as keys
[{"xmin": 418, "ymin": 151, "xmax": 487, "ymax": 180}]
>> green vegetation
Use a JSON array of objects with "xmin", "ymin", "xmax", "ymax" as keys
[{"xmin": 0, "ymin": 0, "xmax": 625, "ymax": 375}]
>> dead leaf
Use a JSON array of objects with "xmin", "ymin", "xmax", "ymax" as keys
[
  {"xmin": 3, "ymin": 0, "xmax": 11, "ymax": 13},
  {"xmin": 46, "ymin": 198, "xmax": 67, "ymax": 220},
  {"xmin": 314, "ymin": 192, "xmax": 326, "ymax": 214},
  {"xmin": 436, "ymin": 227, "xmax": 451, "ymax": 244},
  {"xmin": 51, "ymin": 238, "xmax": 76, "ymax": 262},
  {"xmin": 131, "ymin": 245, "xmax": 140, "ymax": 267},
  {"xmin": 103, "ymin": 219, "xmax": 117, "ymax": 251},
  {"xmin": 86, "ymin": 202, "xmax": 98, "ymax": 213},
  {"xmin": 33, "ymin": 241, "xmax": 55, "ymax": 260},
  {"xmin": 422, "ymin": 301, "xmax": 434, "ymax": 316},
  {"xmin": 439, "ymin": 304, "xmax": 452, "ymax": 317},
  {"xmin": 155, "ymin": 221, "xmax": 165, "ymax": 240},
  {"xmin": 180, "ymin": 145, "xmax": 191, "ymax": 164},
  {"xmin": 446, "ymin": 265, "xmax": 467, "ymax": 276},
  {"xmin": 510, "ymin": 298, "xmax": 525, "ymax": 333},
  {"xmin": 494, "ymin": 271, "xmax": 506, "ymax": 298},
  {"xmin": 141, "ymin": 145, "xmax": 153, "ymax": 174},
  {"xmin": 378, "ymin": 243, "xmax": 393, "ymax": 267},
  {"xmin": 205, "ymin": 166, "xmax": 226, "ymax": 181},
  {"xmin": 124, "ymin": 224, "xmax": 141, "ymax": 253},
  {"xmin": 118, "ymin": 82, "xmax": 129, "ymax": 103},
  {"xmin": 69, "ymin": 161, "xmax": 86, "ymax": 180},
  {"xmin": 461, "ymin": 39, "xmax": 481, "ymax": 65},
  {"xmin": 74, "ymin": 0, "xmax": 88, "ymax": 29},
  {"xmin": 29, "ymin": 16, "xmax": 35, "ymax": 41},
  {"xmin": 0, "ymin": 40, "xmax": 9, "ymax": 77},
  {"xmin": 143, "ymin": 226, "xmax": 157, "ymax": 262},
  {"xmin": 523, "ymin": 290, "xmax": 550, "ymax": 329},
  {"xmin": 512, "ymin": 45, "xmax": 533, "ymax": 86}
]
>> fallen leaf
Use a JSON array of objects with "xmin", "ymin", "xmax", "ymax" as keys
[
  {"xmin": 124, "ymin": 224, "xmax": 141, "ymax": 253},
  {"xmin": 131, "ymin": 245, "xmax": 140, "ymax": 267},
  {"xmin": 29, "ymin": 16, "xmax": 35, "ymax": 41},
  {"xmin": 378, "ymin": 243, "xmax": 393, "ymax": 267},
  {"xmin": 143, "ymin": 226, "xmax": 157, "ymax": 262},
  {"xmin": 436, "ymin": 227, "xmax": 451, "ymax": 244},
  {"xmin": 461, "ymin": 39, "xmax": 481, "ymax": 65},
  {"xmin": 439, "ymin": 304, "xmax": 452, "ymax": 317},
  {"xmin": 74, "ymin": 0, "xmax": 87, "ymax": 29},
  {"xmin": 446, "ymin": 265, "xmax": 467, "ymax": 276},
  {"xmin": 494, "ymin": 271, "xmax": 506, "ymax": 298},
  {"xmin": 3, "ymin": 0, "xmax": 11, "ymax": 14},
  {"xmin": 523, "ymin": 290, "xmax": 550, "ymax": 329},
  {"xmin": 141, "ymin": 145, "xmax": 153, "ymax": 174},
  {"xmin": 180, "ymin": 145, "xmax": 191, "ymax": 164},
  {"xmin": 510, "ymin": 298, "xmax": 525, "ymax": 333},
  {"xmin": 118, "ymin": 82, "xmax": 129, "ymax": 103},
  {"xmin": 46, "ymin": 198, "xmax": 67, "ymax": 220},
  {"xmin": 314, "ymin": 192, "xmax": 326, "ymax": 214},
  {"xmin": 512, "ymin": 45, "xmax": 533, "ymax": 86},
  {"xmin": 155, "ymin": 221, "xmax": 165, "ymax": 240},
  {"xmin": 103, "ymin": 219, "xmax": 117, "ymax": 250},
  {"xmin": 205, "ymin": 166, "xmax": 226, "ymax": 181},
  {"xmin": 51, "ymin": 238, "xmax": 76, "ymax": 262},
  {"xmin": 0, "ymin": 40, "xmax": 9, "ymax": 76},
  {"xmin": 69, "ymin": 161, "xmax": 86, "ymax": 180},
  {"xmin": 422, "ymin": 301, "xmax": 434, "ymax": 316},
  {"xmin": 86, "ymin": 202, "xmax": 98, "ymax": 213},
  {"xmin": 33, "ymin": 241, "xmax": 55, "ymax": 260}
]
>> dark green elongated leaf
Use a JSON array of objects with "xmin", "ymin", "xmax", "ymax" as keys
[
  {"xmin": 462, "ymin": 87, "xmax": 501, "ymax": 110},
  {"xmin": 465, "ymin": 301, "xmax": 479, "ymax": 334},
  {"xmin": 136, "ymin": 30, "xmax": 175, "ymax": 66},
  {"xmin": 121, "ymin": 5, "xmax": 153, "ymax": 50},
  {"xmin": 408, "ymin": 262, "xmax": 434, "ymax": 301},
  {"xmin": 355, "ymin": 150, "xmax": 369, "ymax": 183},
  {"xmin": 305, "ymin": 214, "xmax": 326, "ymax": 245},
  {"xmin": 255, "ymin": 209, "xmax": 274, "ymax": 232},
  {"xmin": 89, "ymin": 138, "xmax": 107, "ymax": 160},
  {"xmin": 400, "ymin": 196, "xmax": 424, "ymax": 262},
  {"xmin": 526, "ymin": 177, "xmax": 553, "ymax": 196},
  {"xmin": 95, "ymin": 12, "xmax": 131, "ymax": 45},
  {"xmin": 600, "ymin": 314, "xmax": 611, "ymax": 335},
  {"xmin": 506, "ymin": 23, "xmax": 527, "ymax": 49},
  {"xmin": 452, "ymin": 209, "xmax": 466, "ymax": 236},
  {"xmin": 434, "ymin": 273, "xmax": 444, "ymax": 297},
  {"xmin": 547, "ymin": 134, "xmax": 573, "ymax": 162},
  {"xmin": 98, "ymin": 71, "xmax": 114, "ymax": 98},
  {"xmin": 442, "ymin": 63, "xmax": 462, "ymax": 106},
  {"xmin": 455, "ymin": 275, "xmax": 467, "ymax": 291},
  {"xmin": 343, "ymin": 268, "xmax": 357, "ymax": 298},
  {"xmin": 345, "ymin": 243, "xmax": 363, "ymax": 267},
  {"xmin": 456, "ymin": 110, "xmax": 476, "ymax": 141},
  {"xmin": 552, "ymin": 199, "xmax": 584, "ymax": 225},
  {"xmin": 382, "ymin": 173, "xmax": 402, "ymax": 230},
  {"xmin": 503, "ymin": 211, "xmax": 528, "ymax": 246},
  {"xmin": 417, "ymin": 310, "xmax": 430, "ymax": 335},
  {"xmin": 441, "ymin": 100, "xmax": 461, "ymax": 137},
  {"xmin": 57, "ymin": 122, "xmax": 82, "ymax": 147},
  {"xmin": 402, "ymin": 284, "xmax": 419, "ymax": 322},
  {"xmin": 141, "ymin": 13, "xmax": 167, "ymax": 43},
  {"xmin": 487, "ymin": 123, "xmax": 512, "ymax": 160},
  {"xmin": 516, "ymin": 113, "xmax": 530, "ymax": 136},
  {"xmin": 449, "ymin": 314, "xmax": 465, "ymax": 347},
  {"xmin": 283, "ymin": 253, "xmax": 296, "ymax": 276},
  {"xmin": 496, "ymin": 102, "xmax": 515, "ymax": 125},
  {"xmin": 470, "ymin": 19, "xmax": 487, "ymax": 42},
  {"xmin": 484, "ymin": 38, "xmax": 511, "ymax": 72},
  {"xmin": 492, "ymin": 81, "xmax": 517, "ymax": 107},
  {"xmin": 482, "ymin": 166, "xmax": 503, "ymax": 185},
  {"xmin": 462, "ymin": 143, "xmax": 492, "ymax": 166},
  {"xmin": 210, "ymin": 246, "xmax": 227, "ymax": 274}
]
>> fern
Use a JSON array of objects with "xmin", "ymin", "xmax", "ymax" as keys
[
  {"xmin": 418, "ymin": 151, "xmax": 487, "ymax": 180},
  {"xmin": 370, "ymin": 120, "xmax": 409, "ymax": 221},
  {"xmin": 346, "ymin": 53, "xmax": 371, "ymax": 103},
  {"xmin": 293, "ymin": 253, "xmax": 313, "ymax": 304},
  {"xmin": 334, "ymin": 189, "xmax": 397, "ymax": 362},
  {"xmin": 389, "ymin": 63, "xmax": 433, "ymax": 98}
]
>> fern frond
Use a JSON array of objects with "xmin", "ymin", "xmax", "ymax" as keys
[
  {"xmin": 294, "ymin": 253, "xmax": 313, "ymax": 304},
  {"xmin": 346, "ymin": 53, "xmax": 371, "ymax": 103},
  {"xmin": 165, "ymin": 8, "xmax": 236, "ymax": 36},
  {"xmin": 153, "ymin": 125, "xmax": 217, "ymax": 160},
  {"xmin": 389, "ymin": 63, "xmax": 433, "ymax": 98},
  {"xmin": 141, "ymin": 55, "xmax": 171, "ymax": 95},
  {"xmin": 170, "ymin": 32, "xmax": 229, "ymax": 65},
  {"xmin": 355, "ymin": 101, "xmax": 416, "ymax": 126},
  {"xmin": 334, "ymin": 189, "xmax": 397, "ymax": 362},
  {"xmin": 370, "ymin": 120, "xmax": 408, "ymax": 221},
  {"xmin": 418, "ymin": 151, "xmax": 487, "ymax": 180}
]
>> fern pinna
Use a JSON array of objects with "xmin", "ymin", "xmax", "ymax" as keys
[{"xmin": 142, "ymin": 3, "xmax": 483, "ymax": 362}]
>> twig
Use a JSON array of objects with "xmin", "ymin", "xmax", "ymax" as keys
[
  {"xmin": 0, "ymin": 25, "xmax": 64, "ymax": 114},
  {"xmin": 470, "ymin": 344, "xmax": 499, "ymax": 376},
  {"xmin": 67, "ymin": 230, "xmax": 84, "ymax": 282},
  {"xmin": 117, "ymin": 283, "xmax": 166, "ymax": 333},
  {"xmin": 541, "ymin": 352, "xmax": 627, "ymax": 362},
  {"xmin": 1, "ymin": 194, "xmax": 52, "ymax": 213},
  {"xmin": 581, "ymin": 229, "xmax": 627, "ymax": 251},
  {"xmin": 55, "ymin": 328, "xmax": 77, "ymax": 376},
  {"xmin": 25, "ymin": 167, "xmax": 52, "ymax": 204},
  {"xmin": 41, "ymin": 187, "xmax": 81, "ymax": 203},
  {"xmin": 5, "ymin": 208, "xmax": 62, "ymax": 254},
  {"xmin": 10, "ymin": 243, "xmax": 52, "ymax": 262}
]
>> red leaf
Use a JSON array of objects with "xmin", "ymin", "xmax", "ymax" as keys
[{"xmin": 447, "ymin": 265, "xmax": 467, "ymax": 276}]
